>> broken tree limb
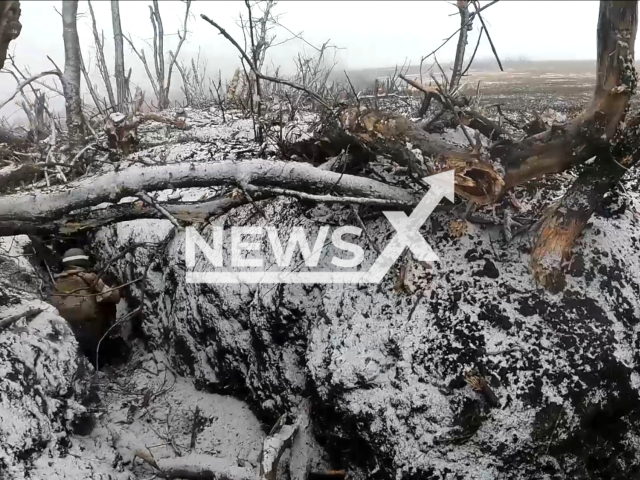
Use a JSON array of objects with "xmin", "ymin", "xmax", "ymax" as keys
[
  {"xmin": 0, "ymin": 195, "xmax": 249, "ymax": 236},
  {"xmin": 0, "ymin": 159, "xmax": 418, "ymax": 234},
  {"xmin": 136, "ymin": 191, "xmax": 184, "ymax": 230},
  {"xmin": 136, "ymin": 451, "xmax": 253, "ymax": 480},
  {"xmin": 0, "ymin": 70, "xmax": 61, "ymax": 111},
  {"xmin": 340, "ymin": 107, "xmax": 505, "ymax": 205},
  {"xmin": 260, "ymin": 414, "xmax": 299, "ymax": 480},
  {"xmin": 472, "ymin": 0, "xmax": 503, "ymax": 71},
  {"xmin": 527, "ymin": 0, "xmax": 638, "ymax": 292},
  {"xmin": 459, "ymin": 108, "xmax": 510, "ymax": 141},
  {"xmin": 430, "ymin": 73, "xmax": 475, "ymax": 147},
  {"xmin": 530, "ymin": 113, "xmax": 640, "ymax": 292},
  {"xmin": 420, "ymin": 0, "xmax": 499, "ymax": 65},
  {"xmin": 461, "ymin": 25, "xmax": 484, "ymax": 77}
]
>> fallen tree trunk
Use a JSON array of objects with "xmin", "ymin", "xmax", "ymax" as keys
[
  {"xmin": 0, "ymin": 195, "xmax": 250, "ymax": 236},
  {"xmin": 340, "ymin": 107, "xmax": 505, "ymax": 205},
  {"xmin": 136, "ymin": 452, "xmax": 254, "ymax": 480},
  {"xmin": 0, "ymin": 159, "xmax": 418, "ymax": 235}
]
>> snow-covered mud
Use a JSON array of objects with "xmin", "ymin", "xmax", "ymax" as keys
[{"xmin": 2, "ymin": 106, "xmax": 640, "ymax": 479}]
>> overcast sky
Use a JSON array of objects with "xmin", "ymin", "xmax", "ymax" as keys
[{"xmin": 1, "ymin": 1, "xmax": 601, "ymax": 123}]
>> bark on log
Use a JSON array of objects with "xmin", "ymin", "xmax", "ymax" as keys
[
  {"xmin": 459, "ymin": 109, "xmax": 510, "ymax": 141},
  {"xmin": 0, "ymin": 159, "xmax": 417, "ymax": 235},
  {"xmin": 0, "ymin": 1, "xmax": 21, "ymax": 70}
]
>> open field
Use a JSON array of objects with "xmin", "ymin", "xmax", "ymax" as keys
[
  {"xmin": 350, "ymin": 60, "xmax": 609, "ymax": 115},
  {"xmin": 464, "ymin": 68, "xmax": 594, "ymax": 114}
]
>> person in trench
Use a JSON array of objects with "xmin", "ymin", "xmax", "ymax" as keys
[{"xmin": 50, "ymin": 248, "xmax": 128, "ymax": 368}]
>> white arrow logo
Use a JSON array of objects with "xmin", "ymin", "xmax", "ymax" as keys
[
  {"xmin": 186, "ymin": 170, "xmax": 455, "ymax": 284},
  {"xmin": 363, "ymin": 169, "xmax": 454, "ymax": 283}
]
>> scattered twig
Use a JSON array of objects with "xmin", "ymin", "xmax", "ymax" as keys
[
  {"xmin": 350, "ymin": 205, "xmax": 380, "ymax": 254},
  {"xmin": 242, "ymin": 184, "xmax": 412, "ymax": 208},
  {"xmin": 546, "ymin": 404, "xmax": 565, "ymax": 454},
  {"xmin": 136, "ymin": 191, "xmax": 184, "ymax": 230}
]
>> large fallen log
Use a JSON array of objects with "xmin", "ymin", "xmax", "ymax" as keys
[
  {"xmin": 135, "ymin": 451, "xmax": 254, "ymax": 480},
  {"xmin": 0, "ymin": 159, "xmax": 418, "ymax": 236},
  {"xmin": 0, "ymin": 195, "xmax": 250, "ymax": 236}
]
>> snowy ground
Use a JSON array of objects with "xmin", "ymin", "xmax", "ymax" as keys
[{"xmin": 2, "ymin": 90, "xmax": 640, "ymax": 479}]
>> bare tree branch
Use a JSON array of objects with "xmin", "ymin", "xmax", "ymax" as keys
[
  {"xmin": 472, "ymin": 0, "xmax": 503, "ymax": 71},
  {"xmin": 87, "ymin": 0, "xmax": 116, "ymax": 110},
  {"xmin": 200, "ymin": 13, "xmax": 331, "ymax": 110},
  {"xmin": 0, "ymin": 70, "xmax": 61, "ymax": 111}
]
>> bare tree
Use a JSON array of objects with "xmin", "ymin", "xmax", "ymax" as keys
[
  {"xmin": 125, "ymin": 0, "xmax": 191, "ymax": 110},
  {"xmin": 450, "ymin": 0, "xmax": 471, "ymax": 92},
  {"xmin": 111, "ymin": 0, "xmax": 128, "ymax": 112},
  {"xmin": 61, "ymin": 0, "xmax": 86, "ymax": 150},
  {"xmin": 87, "ymin": 0, "xmax": 116, "ymax": 112},
  {"xmin": 238, "ymin": 0, "xmax": 277, "ymax": 141}
]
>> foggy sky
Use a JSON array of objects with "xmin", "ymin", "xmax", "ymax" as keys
[{"xmin": 1, "ymin": 1, "xmax": 600, "ymax": 123}]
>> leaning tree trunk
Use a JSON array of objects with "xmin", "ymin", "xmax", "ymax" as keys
[
  {"xmin": 61, "ymin": 0, "xmax": 86, "ymax": 150},
  {"xmin": 530, "ymin": 0, "xmax": 638, "ymax": 292},
  {"xmin": 0, "ymin": 0, "xmax": 21, "ymax": 70},
  {"xmin": 450, "ymin": 0, "xmax": 470, "ymax": 92},
  {"xmin": 111, "ymin": 0, "xmax": 127, "ymax": 113}
]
